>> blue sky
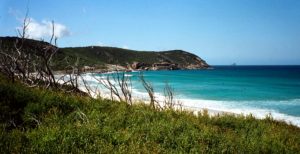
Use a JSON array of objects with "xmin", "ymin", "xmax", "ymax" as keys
[{"xmin": 1, "ymin": 0, "xmax": 300, "ymax": 65}]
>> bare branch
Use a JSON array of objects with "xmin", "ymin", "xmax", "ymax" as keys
[
  {"xmin": 163, "ymin": 81, "xmax": 175, "ymax": 109},
  {"xmin": 49, "ymin": 20, "xmax": 55, "ymax": 44},
  {"xmin": 139, "ymin": 72, "xmax": 161, "ymax": 110}
]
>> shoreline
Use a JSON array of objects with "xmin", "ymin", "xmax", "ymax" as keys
[
  {"xmin": 71, "ymin": 73, "xmax": 229, "ymax": 116},
  {"xmin": 55, "ymin": 72, "xmax": 300, "ymax": 128}
]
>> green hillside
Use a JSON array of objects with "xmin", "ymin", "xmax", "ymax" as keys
[
  {"xmin": 61, "ymin": 46, "xmax": 208, "ymax": 66},
  {"xmin": 0, "ymin": 37, "xmax": 209, "ymax": 70}
]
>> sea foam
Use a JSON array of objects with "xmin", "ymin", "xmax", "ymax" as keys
[
  {"xmin": 130, "ymin": 86, "xmax": 300, "ymax": 127},
  {"xmin": 56, "ymin": 73, "xmax": 300, "ymax": 127}
]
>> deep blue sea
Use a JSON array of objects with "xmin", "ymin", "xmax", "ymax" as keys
[{"xmin": 126, "ymin": 66, "xmax": 300, "ymax": 126}]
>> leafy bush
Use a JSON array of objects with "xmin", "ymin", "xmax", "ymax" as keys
[{"xmin": 0, "ymin": 76, "xmax": 299, "ymax": 153}]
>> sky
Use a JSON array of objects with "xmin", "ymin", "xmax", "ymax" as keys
[{"xmin": 1, "ymin": 0, "xmax": 300, "ymax": 65}]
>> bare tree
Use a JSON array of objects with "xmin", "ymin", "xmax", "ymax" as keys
[
  {"xmin": 163, "ymin": 81, "xmax": 174, "ymax": 109},
  {"xmin": 0, "ymin": 9, "xmax": 58, "ymax": 88},
  {"xmin": 116, "ymin": 71, "xmax": 132, "ymax": 105},
  {"xmin": 93, "ymin": 70, "xmax": 132, "ymax": 104},
  {"xmin": 55, "ymin": 56, "xmax": 99, "ymax": 97},
  {"xmin": 16, "ymin": 7, "xmax": 30, "ymax": 39},
  {"xmin": 138, "ymin": 72, "xmax": 161, "ymax": 110},
  {"xmin": 162, "ymin": 81, "xmax": 184, "ymax": 111},
  {"xmin": 95, "ymin": 73, "xmax": 122, "ymax": 101}
]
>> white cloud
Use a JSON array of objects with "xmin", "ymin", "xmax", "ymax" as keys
[{"xmin": 17, "ymin": 18, "xmax": 70, "ymax": 40}]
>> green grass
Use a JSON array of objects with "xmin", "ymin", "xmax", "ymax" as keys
[{"xmin": 0, "ymin": 76, "xmax": 299, "ymax": 153}]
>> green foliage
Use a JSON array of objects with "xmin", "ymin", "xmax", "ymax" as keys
[
  {"xmin": 0, "ymin": 76, "xmax": 299, "ymax": 153},
  {"xmin": 60, "ymin": 47, "xmax": 205, "ymax": 68},
  {"xmin": 0, "ymin": 37, "xmax": 208, "ymax": 70}
]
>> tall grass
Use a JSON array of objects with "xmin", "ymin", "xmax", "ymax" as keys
[{"xmin": 0, "ymin": 75, "xmax": 299, "ymax": 153}]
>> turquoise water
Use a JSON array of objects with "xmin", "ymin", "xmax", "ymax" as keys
[
  {"xmin": 128, "ymin": 66, "xmax": 300, "ymax": 119},
  {"xmin": 86, "ymin": 66, "xmax": 300, "ymax": 126}
]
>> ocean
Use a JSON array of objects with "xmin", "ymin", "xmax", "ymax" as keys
[
  {"xmin": 83, "ymin": 66, "xmax": 300, "ymax": 127},
  {"xmin": 128, "ymin": 66, "xmax": 300, "ymax": 126}
]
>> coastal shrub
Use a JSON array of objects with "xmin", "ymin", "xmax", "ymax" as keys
[{"xmin": 0, "ymin": 76, "xmax": 300, "ymax": 153}]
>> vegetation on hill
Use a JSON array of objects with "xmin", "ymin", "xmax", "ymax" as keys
[
  {"xmin": 0, "ymin": 37, "xmax": 209, "ymax": 70},
  {"xmin": 1, "ymin": 75, "xmax": 299, "ymax": 153},
  {"xmin": 61, "ymin": 46, "xmax": 208, "ymax": 68}
]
